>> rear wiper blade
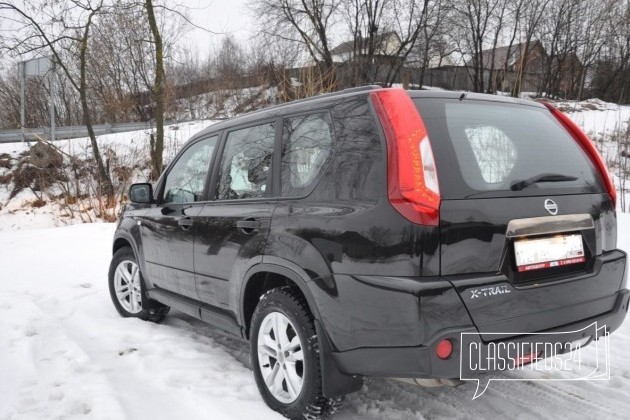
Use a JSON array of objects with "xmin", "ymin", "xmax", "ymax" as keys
[{"xmin": 510, "ymin": 173, "xmax": 578, "ymax": 191}]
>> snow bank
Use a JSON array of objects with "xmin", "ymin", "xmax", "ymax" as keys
[
  {"xmin": 0, "ymin": 120, "xmax": 216, "ymax": 232},
  {"xmin": 557, "ymin": 99, "xmax": 630, "ymax": 138}
]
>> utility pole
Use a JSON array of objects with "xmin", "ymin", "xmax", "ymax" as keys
[
  {"xmin": 19, "ymin": 61, "xmax": 25, "ymax": 143},
  {"xmin": 18, "ymin": 56, "xmax": 55, "ymax": 143},
  {"xmin": 49, "ymin": 60, "xmax": 55, "ymax": 142}
]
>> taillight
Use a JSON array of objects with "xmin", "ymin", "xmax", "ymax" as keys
[
  {"xmin": 370, "ymin": 89, "xmax": 441, "ymax": 225},
  {"xmin": 544, "ymin": 103, "xmax": 617, "ymax": 208},
  {"xmin": 436, "ymin": 339, "xmax": 453, "ymax": 360}
]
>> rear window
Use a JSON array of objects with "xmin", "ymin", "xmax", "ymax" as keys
[{"xmin": 414, "ymin": 98, "xmax": 605, "ymax": 199}]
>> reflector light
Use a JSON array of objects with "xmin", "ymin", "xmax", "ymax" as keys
[
  {"xmin": 514, "ymin": 351, "xmax": 542, "ymax": 367},
  {"xmin": 370, "ymin": 89, "xmax": 441, "ymax": 225},
  {"xmin": 436, "ymin": 339, "xmax": 453, "ymax": 360},
  {"xmin": 544, "ymin": 103, "xmax": 616, "ymax": 208}
]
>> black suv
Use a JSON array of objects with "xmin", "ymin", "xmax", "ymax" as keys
[{"xmin": 109, "ymin": 87, "xmax": 628, "ymax": 419}]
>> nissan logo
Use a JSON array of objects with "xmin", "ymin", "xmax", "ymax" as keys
[{"xmin": 544, "ymin": 199, "xmax": 558, "ymax": 215}]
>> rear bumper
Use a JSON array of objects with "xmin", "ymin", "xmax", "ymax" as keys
[
  {"xmin": 309, "ymin": 250, "xmax": 628, "ymax": 378},
  {"xmin": 332, "ymin": 288, "xmax": 628, "ymax": 378}
]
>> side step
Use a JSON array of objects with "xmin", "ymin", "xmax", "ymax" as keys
[{"xmin": 147, "ymin": 288, "xmax": 245, "ymax": 338}]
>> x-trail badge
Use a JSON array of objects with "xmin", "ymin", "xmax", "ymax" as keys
[{"xmin": 544, "ymin": 199, "xmax": 558, "ymax": 215}]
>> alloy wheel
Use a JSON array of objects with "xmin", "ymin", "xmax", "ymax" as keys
[
  {"xmin": 113, "ymin": 260, "xmax": 143, "ymax": 314},
  {"xmin": 257, "ymin": 311, "xmax": 305, "ymax": 403}
]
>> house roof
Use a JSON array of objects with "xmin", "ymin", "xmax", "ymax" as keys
[{"xmin": 330, "ymin": 31, "xmax": 401, "ymax": 56}]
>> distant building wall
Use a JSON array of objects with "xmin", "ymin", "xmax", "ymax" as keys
[
  {"xmin": 418, "ymin": 66, "xmax": 541, "ymax": 93},
  {"xmin": 419, "ymin": 66, "xmax": 481, "ymax": 91}
]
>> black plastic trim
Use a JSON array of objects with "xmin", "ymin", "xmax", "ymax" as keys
[{"xmin": 147, "ymin": 288, "xmax": 244, "ymax": 338}]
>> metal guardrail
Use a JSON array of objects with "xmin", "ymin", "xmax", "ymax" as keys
[{"xmin": 0, "ymin": 119, "xmax": 220, "ymax": 143}]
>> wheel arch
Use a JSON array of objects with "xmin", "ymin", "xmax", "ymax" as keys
[
  {"xmin": 241, "ymin": 262, "xmax": 363, "ymax": 398},
  {"xmin": 240, "ymin": 262, "xmax": 321, "ymax": 339},
  {"xmin": 113, "ymin": 236, "xmax": 133, "ymax": 254},
  {"xmin": 112, "ymin": 230, "xmax": 149, "ymax": 283}
]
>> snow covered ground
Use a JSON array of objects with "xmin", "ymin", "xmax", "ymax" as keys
[
  {"xmin": 1, "ymin": 98, "xmax": 630, "ymax": 419},
  {"xmin": 0, "ymin": 216, "xmax": 629, "ymax": 420}
]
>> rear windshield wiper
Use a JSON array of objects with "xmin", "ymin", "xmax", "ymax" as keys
[{"xmin": 510, "ymin": 173, "xmax": 578, "ymax": 191}]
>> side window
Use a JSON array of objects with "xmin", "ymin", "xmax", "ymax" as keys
[
  {"xmin": 281, "ymin": 112, "xmax": 333, "ymax": 197},
  {"xmin": 163, "ymin": 136, "xmax": 217, "ymax": 204},
  {"xmin": 215, "ymin": 122, "xmax": 275, "ymax": 200}
]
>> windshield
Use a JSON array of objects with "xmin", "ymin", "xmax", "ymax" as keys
[{"xmin": 413, "ymin": 98, "xmax": 605, "ymax": 199}]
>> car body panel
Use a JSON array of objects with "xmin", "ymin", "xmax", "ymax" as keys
[
  {"xmin": 140, "ymin": 203, "xmax": 202, "ymax": 299},
  {"xmin": 194, "ymin": 199, "xmax": 276, "ymax": 311}
]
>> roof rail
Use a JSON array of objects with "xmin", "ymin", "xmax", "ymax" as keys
[
  {"xmin": 313, "ymin": 84, "xmax": 382, "ymax": 99},
  {"xmin": 274, "ymin": 84, "xmax": 383, "ymax": 108},
  {"xmin": 337, "ymin": 85, "xmax": 383, "ymax": 94}
]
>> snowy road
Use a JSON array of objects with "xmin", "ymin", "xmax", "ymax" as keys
[{"xmin": 1, "ymin": 216, "xmax": 629, "ymax": 420}]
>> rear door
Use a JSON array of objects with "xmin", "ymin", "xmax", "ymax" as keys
[
  {"xmin": 141, "ymin": 135, "xmax": 219, "ymax": 299},
  {"xmin": 415, "ymin": 97, "xmax": 618, "ymax": 337},
  {"xmin": 194, "ymin": 120, "xmax": 277, "ymax": 311}
]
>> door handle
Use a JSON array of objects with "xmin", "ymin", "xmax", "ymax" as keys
[
  {"xmin": 236, "ymin": 219, "xmax": 262, "ymax": 229},
  {"xmin": 178, "ymin": 216, "xmax": 194, "ymax": 230},
  {"xmin": 236, "ymin": 218, "xmax": 270, "ymax": 233}
]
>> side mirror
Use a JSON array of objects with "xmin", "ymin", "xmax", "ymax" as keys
[{"xmin": 129, "ymin": 183, "xmax": 153, "ymax": 204}]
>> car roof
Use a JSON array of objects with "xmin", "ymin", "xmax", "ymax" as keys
[{"xmin": 407, "ymin": 90, "xmax": 545, "ymax": 108}]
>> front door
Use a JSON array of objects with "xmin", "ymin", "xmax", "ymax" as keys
[
  {"xmin": 141, "ymin": 135, "xmax": 219, "ymax": 299},
  {"xmin": 194, "ymin": 121, "xmax": 276, "ymax": 310}
]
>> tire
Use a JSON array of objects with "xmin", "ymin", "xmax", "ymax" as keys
[
  {"xmin": 250, "ymin": 287, "xmax": 345, "ymax": 419},
  {"xmin": 108, "ymin": 246, "xmax": 169, "ymax": 323}
]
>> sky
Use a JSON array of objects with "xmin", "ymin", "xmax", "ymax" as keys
[
  {"xmin": 178, "ymin": 0, "xmax": 255, "ymax": 58},
  {"xmin": 0, "ymin": 0, "xmax": 256, "ymax": 68}
]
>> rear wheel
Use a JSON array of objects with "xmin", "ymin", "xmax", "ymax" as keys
[
  {"xmin": 250, "ymin": 287, "xmax": 344, "ymax": 419},
  {"xmin": 108, "ymin": 247, "xmax": 169, "ymax": 323}
]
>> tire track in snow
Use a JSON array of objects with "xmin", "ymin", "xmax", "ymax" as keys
[
  {"xmin": 0, "ymin": 292, "xmax": 127, "ymax": 420},
  {"xmin": 28, "ymin": 292, "xmax": 282, "ymax": 420}
]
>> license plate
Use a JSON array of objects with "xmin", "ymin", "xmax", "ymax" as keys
[{"xmin": 514, "ymin": 234, "xmax": 585, "ymax": 272}]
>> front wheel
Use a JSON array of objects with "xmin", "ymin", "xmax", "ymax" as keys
[
  {"xmin": 250, "ymin": 287, "xmax": 344, "ymax": 419},
  {"xmin": 108, "ymin": 246, "xmax": 169, "ymax": 323}
]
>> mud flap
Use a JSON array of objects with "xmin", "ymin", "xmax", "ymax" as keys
[{"xmin": 314, "ymin": 319, "xmax": 363, "ymax": 397}]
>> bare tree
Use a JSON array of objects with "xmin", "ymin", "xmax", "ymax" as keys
[
  {"xmin": 537, "ymin": 0, "xmax": 581, "ymax": 98},
  {"xmin": 412, "ymin": 0, "xmax": 450, "ymax": 88},
  {"xmin": 89, "ymin": 6, "xmax": 152, "ymax": 122},
  {"xmin": 491, "ymin": 0, "xmax": 524, "ymax": 94},
  {"xmin": 0, "ymin": 0, "xmax": 114, "ymax": 198},
  {"xmin": 0, "ymin": 66, "xmax": 75, "ymax": 128},
  {"xmin": 214, "ymin": 36, "xmax": 246, "ymax": 79},
  {"xmin": 591, "ymin": 0, "xmax": 630, "ymax": 103},
  {"xmin": 252, "ymin": 0, "xmax": 341, "ymax": 91},
  {"xmin": 448, "ymin": 0, "xmax": 502, "ymax": 93},
  {"xmin": 573, "ymin": 0, "xmax": 612, "ymax": 100},
  {"xmin": 340, "ymin": 0, "xmax": 389, "ymax": 85},
  {"xmin": 168, "ymin": 46, "xmax": 204, "ymax": 119},
  {"xmin": 511, "ymin": 0, "xmax": 549, "ymax": 97},
  {"xmin": 144, "ymin": 0, "xmax": 165, "ymax": 180},
  {"xmin": 483, "ymin": 0, "xmax": 509, "ymax": 93}
]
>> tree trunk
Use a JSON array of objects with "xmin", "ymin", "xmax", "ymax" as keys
[
  {"xmin": 80, "ymin": 13, "xmax": 113, "ymax": 199},
  {"xmin": 145, "ymin": 0, "xmax": 164, "ymax": 180}
]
